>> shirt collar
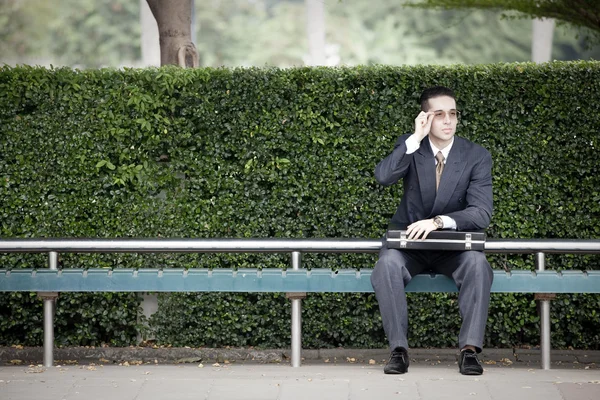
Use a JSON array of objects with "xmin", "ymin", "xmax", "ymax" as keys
[{"xmin": 429, "ymin": 137, "xmax": 454, "ymax": 163}]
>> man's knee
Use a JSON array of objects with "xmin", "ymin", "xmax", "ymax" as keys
[
  {"xmin": 371, "ymin": 250, "xmax": 411, "ymax": 287},
  {"xmin": 454, "ymin": 252, "xmax": 493, "ymax": 286}
]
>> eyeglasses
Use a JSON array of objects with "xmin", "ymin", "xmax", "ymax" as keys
[{"xmin": 433, "ymin": 110, "xmax": 460, "ymax": 120}]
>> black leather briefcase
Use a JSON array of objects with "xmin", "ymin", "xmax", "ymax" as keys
[{"xmin": 385, "ymin": 230, "xmax": 486, "ymax": 251}]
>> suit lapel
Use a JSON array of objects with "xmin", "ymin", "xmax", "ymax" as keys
[
  {"xmin": 431, "ymin": 139, "xmax": 467, "ymax": 215},
  {"xmin": 415, "ymin": 141, "xmax": 436, "ymax": 214}
]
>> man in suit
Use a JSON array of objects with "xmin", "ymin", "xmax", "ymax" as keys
[{"xmin": 371, "ymin": 86, "xmax": 493, "ymax": 375}]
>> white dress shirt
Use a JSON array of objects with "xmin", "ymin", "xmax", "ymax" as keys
[{"xmin": 404, "ymin": 134, "xmax": 457, "ymax": 230}]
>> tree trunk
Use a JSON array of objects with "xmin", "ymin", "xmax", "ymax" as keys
[
  {"xmin": 146, "ymin": 0, "xmax": 198, "ymax": 67},
  {"xmin": 532, "ymin": 18, "xmax": 555, "ymax": 63},
  {"xmin": 305, "ymin": 0, "xmax": 326, "ymax": 66}
]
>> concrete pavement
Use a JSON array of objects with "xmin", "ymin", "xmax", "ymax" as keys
[{"xmin": 1, "ymin": 358, "xmax": 599, "ymax": 400}]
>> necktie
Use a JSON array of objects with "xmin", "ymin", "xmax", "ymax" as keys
[{"xmin": 435, "ymin": 151, "xmax": 445, "ymax": 191}]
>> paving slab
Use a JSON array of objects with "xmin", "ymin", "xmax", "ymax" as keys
[
  {"xmin": 1, "ymin": 361, "xmax": 599, "ymax": 400},
  {"xmin": 556, "ymin": 382, "xmax": 600, "ymax": 400}
]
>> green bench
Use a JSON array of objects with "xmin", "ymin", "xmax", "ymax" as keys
[
  {"xmin": 2, "ymin": 267, "xmax": 599, "ymax": 293},
  {"xmin": 1, "ymin": 238, "xmax": 599, "ymax": 369}
]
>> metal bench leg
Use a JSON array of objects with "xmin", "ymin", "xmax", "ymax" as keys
[
  {"xmin": 42, "ymin": 251, "xmax": 58, "ymax": 367},
  {"xmin": 42, "ymin": 295, "xmax": 56, "ymax": 367},
  {"xmin": 290, "ymin": 251, "xmax": 303, "ymax": 367},
  {"xmin": 540, "ymin": 298, "xmax": 551, "ymax": 369},
  {"xmin": 536, "ymin": 252, "xmax": 550, "ymax": 370}
]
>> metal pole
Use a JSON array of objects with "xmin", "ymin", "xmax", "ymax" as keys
[
  {"xmin": 291, "ymin": 251, "xmax": 302, "ymax": 367},
  {"xmin": 43, "ymin": 251, "xmax": 58, "ymax": 367},
  {"xmin": 1, "ymin": 237, "xmax": 600, "ymax": 254},
  {"xmin": 536, "ymin": 252, "xmax": 550, "ymax": 370}
]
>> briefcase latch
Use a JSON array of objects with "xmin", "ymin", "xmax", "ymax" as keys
[
  {"xmin": 465, "ymin": 233, "xmax": 472, "ymax": 250},
  {"xmin": 400, "ymin": 231, "xmax": 407, "ymax": 248}
]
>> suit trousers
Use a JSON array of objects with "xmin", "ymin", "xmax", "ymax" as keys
[{"xmin": 371, "ymin": 245, "xmax": 493, "ymax": 352}]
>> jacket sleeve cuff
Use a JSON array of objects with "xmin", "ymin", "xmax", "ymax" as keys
[{"xmin": 405, "ymin": 134, "xmax": 420, "ymax": 154}]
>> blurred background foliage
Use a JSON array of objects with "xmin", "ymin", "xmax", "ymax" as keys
[{"xmin": 1, "ymin": 0, "xmax": 598, "ymax": 68}]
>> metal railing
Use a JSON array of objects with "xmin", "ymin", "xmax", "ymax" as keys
[
  {"xmin": 1, "ymin": 238, "xmax": 599, "ymax": 369},
  {"xmin": 1, "ymin": 237, "xmax": 600, "ymax": 253}
]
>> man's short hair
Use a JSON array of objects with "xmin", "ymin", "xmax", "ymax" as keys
[{"xmin": 419, "ymin": 86, "xmax": 456, "ymax": 111}]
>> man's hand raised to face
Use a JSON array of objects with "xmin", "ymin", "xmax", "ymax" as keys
[
  {"xmin": 406, "ymin": 219, "xmax": 438, "ymax": 240},
  {"xmin": 413, "ymin": 111, "xmax": 435, "ymax": 142}
]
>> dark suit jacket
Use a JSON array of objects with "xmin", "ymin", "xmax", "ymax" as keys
[{"xmin": 375, "ymin": 134, "xmax": 493, "ymax": 231}]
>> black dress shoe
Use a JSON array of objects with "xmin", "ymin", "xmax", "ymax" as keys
[
  {"xmin": 384, "ymin": 347, "xmax": 409, "ymax": 374},
  {"xmin": 459, "ymin": 349, "xmax": 483, "ymax": 375}
]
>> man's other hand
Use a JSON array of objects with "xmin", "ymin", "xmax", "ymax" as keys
[{"xmin": 406, "ymin": 219, "xmax": 438, "ymax": 240}]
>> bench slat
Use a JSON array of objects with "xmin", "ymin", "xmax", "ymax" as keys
[{"xmin": 0, "ymin": 269, "xmax": 598, "ymax": 293}]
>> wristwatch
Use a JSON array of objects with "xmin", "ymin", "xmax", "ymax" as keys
[{"xmin": 433, "ymin": 216, "xmax": 444, "ymax": 230}]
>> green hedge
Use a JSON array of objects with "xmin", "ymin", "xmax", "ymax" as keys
[{"xmin": 1, "ymin": 63, "xmax": 599, "ymax": 349}]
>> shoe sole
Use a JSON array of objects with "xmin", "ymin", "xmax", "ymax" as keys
[
  {"xmin": 460, "ymin": 370, "xmax": 483, "ymax": 376},
  {"xmin": 384, "ymin": 369, "xmax": 408, "ymax": 374}
]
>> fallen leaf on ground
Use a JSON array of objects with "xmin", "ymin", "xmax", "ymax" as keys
[{"xmin": 368, "ymin": 359, "xmax": 376, "ymax": 365}]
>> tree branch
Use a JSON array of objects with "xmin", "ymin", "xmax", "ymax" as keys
[
  {"xmin": 569, "ymin": 0, "xmax": 600, "ymax": 29},
  {"xmin": 405, "ymin": 0, "xmax": 600, "ymax": 38}
]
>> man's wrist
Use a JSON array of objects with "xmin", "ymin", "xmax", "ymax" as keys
[
  {"xmin": 405, "ymin": 134, "xmax": 421, "ymax": 154},
  {"xmin": 432, "ymin": 216, "xmax": 444, "ymax": 229},
  {"xmin": 440, "ymin": 215, "xmax": 457, "ymax": 230},
  {"xmin": 410, "ymin": 132, "xmax": 426, "ymax": 143}
]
